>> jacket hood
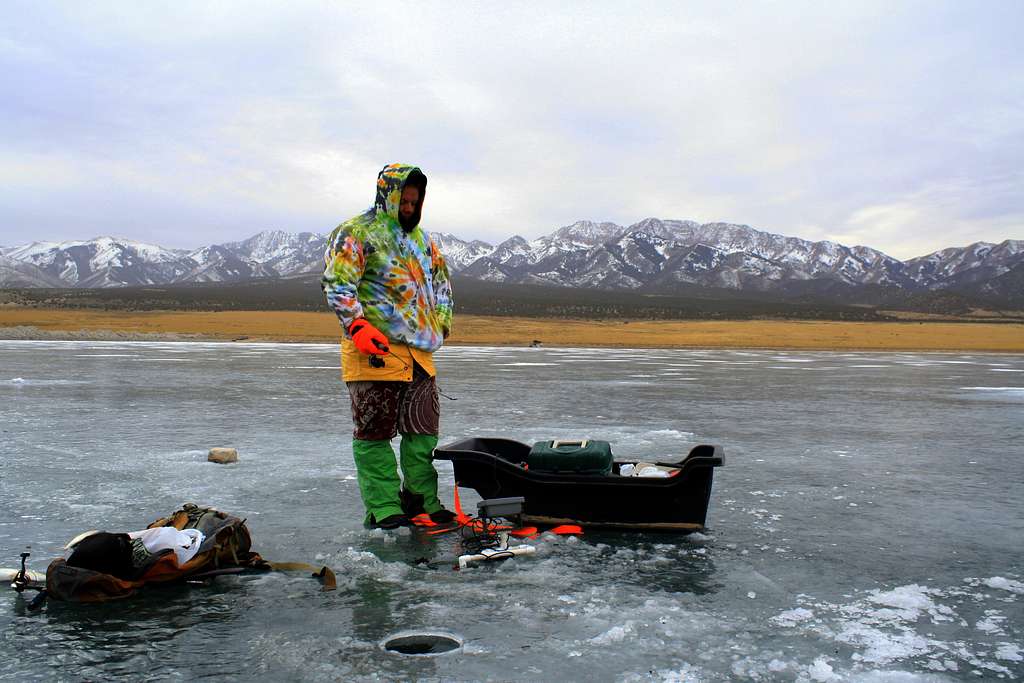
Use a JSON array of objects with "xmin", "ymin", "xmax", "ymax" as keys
[{"xmin": 374, "ymin": 163, "xmax": 427, "ymax": 230}]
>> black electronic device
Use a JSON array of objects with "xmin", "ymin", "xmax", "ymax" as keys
[{"xmin": 476, "ymin": 496, "xmax": 525, "ymax": 521}]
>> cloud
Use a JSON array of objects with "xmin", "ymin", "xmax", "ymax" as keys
[
  {"xmin": 1, "ymin": 0, "xmax": 1021, "ymax": 259},
  {"xmin": 829, "ymin": 175, "xmax": 1024, "ymax": 259}
]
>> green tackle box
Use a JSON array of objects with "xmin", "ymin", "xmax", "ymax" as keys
[{"xmin": 528, "ymin": 439, "xmax": 614, "ymax": 476}]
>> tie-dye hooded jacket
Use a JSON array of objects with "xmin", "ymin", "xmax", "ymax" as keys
[{"xmin": 322, "ymin": 164, "xmax": 453, "ymax": 354}]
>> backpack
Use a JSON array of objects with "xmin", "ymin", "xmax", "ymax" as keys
[{"xmin": 46, "ymin": 503, "xmax": 271, "ymax": 602}]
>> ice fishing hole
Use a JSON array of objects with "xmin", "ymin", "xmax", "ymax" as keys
[{"xmin": 382, "ymin": 631, "xmax": 463, "ymax": 656}]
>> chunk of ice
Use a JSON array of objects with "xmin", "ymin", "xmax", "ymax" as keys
[
  {"xmin": 983, "ymin": 576, "xmax": 1024, "ymax": 594},
  {"xmin": 995, "ymin": 644, "xmax": 1022, "ymax": 662},
  {"xmin": 590, "ymin": 621, "xmax": 635, "ymax": 644},
  {"xmin": 806, "ymin": 656, "xmax": 838, "ymax": 682},
  {"xmin": 770, "ymin": 608, "xmax": 814, "ymax": 627}
]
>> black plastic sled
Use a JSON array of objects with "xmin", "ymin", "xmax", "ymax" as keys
[{"xmin": 433, "ymin": 437, "xmax": 724, "ymax": 532}]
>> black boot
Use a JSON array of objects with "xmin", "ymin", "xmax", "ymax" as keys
[
  {"xmin": 429, "ymin": 508, "xmax": 456, "ymax": 523},
  {"xmin": 367, "ymin": 513, "xmax": 410, "ymax": 530},
  {"xmin": 399, "ymin": 489, "xmax": 426, "ymax": 517}
]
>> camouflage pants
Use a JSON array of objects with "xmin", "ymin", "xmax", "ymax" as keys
[{"xmin": 346, "ymin": 364, "xmax": 440, "ymax": 440}]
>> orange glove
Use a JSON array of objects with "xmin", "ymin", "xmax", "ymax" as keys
[{"xmin": 348, "ymin": 318, "xmax": 389, "ymax": 355}]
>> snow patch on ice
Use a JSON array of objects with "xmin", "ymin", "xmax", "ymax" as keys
[
  {"xmin": 757, "ymin": 577, "xmax": 1024, "ymax": 679},
  {"xmin": 867, "ymin": 584, "xmax": 956, "ymax": 622},
  {"xmin": 644, "ymin": 429, "xmax": 694, "ymax": 439},
  {"xmin": 982, "ymin": 576, "xmax": 1024, "ymax": 594},
  {"xmin": 590, "ymin": 620, "xmax": 636, "ymax": 644},
  {"xmin": 995, "ymin": 643, "xmax": 1022, "ymax": 662},
  {"xmin": 805, "ymin": 656, "xmax": 839, "ymax": 681},
  {"xmin": 4, "ymin": 377, "xmax": 84, "ymax": 386},
  {"xmin": 961, "ymin": 386, "xmax": 1024, "ymax": 392},
  {"xmin": 975, "ymin": 611, "xmax": 1007, "ymax": 635},
  {"xmin": 771, "ymin": 582, "xmax": 1024, "ymax": 674},
  {"xmin": 838, "ymin": 622, "xmax": 935, "ymax": 665},
  {"xmin": 771, "ymin": 607, "xmax": 814, "ymax": 627}
]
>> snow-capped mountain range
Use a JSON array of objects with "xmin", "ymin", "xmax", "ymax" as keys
[
  {"xmin": 1, "ymin": 221, "xmax": 1021, "ymax": 304},
  {"xmin": 0, "ymin": 232, "xmax": 326, "ymax": 289}
]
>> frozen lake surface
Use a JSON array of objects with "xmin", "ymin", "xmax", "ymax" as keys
[{"xmin": 1, "ymin": 340, "xmax": 1022, "ymax": 681}]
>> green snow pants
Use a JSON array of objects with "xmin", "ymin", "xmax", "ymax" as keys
[
  {"xmin": 351, "ymin": 434, "xmax": 441, "ymax": 523},
  {"xmin": 347, "ymin": 365, "xmax": 442, "ymax": 524}
]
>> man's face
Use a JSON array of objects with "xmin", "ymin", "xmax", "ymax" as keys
[{"xmin": 399, "ymin": 186, "xmax": 420, "ymax": 222}]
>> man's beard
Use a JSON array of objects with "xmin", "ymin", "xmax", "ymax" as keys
[{"xmin": 399, "ymin": 211, "xmax": 419, "ymax": 231}]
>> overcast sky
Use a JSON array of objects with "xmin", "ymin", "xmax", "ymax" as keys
[{"xmin": 2, "ymin": 1, "xmax": 1021, "ymax": 259}]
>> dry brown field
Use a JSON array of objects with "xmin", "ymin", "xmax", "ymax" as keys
[{"xmin": 2, "ymin": 307, "xmax": 1023, "ymax": 352}]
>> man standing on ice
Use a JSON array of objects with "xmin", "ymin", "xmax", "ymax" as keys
[{"xmin": 322, "ymin": 163, "xmax": 455, "ymax": 529}]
